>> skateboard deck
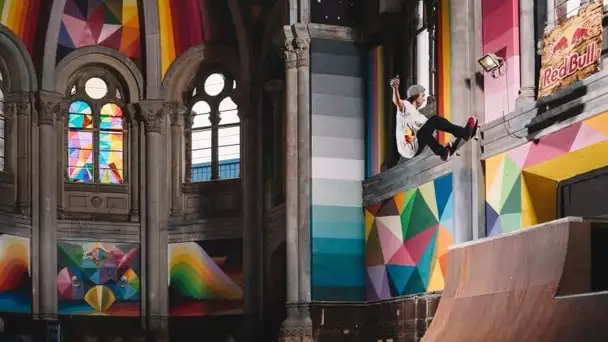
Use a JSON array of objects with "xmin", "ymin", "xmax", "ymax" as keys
[{"xmin": 449, "ymin": 120, "xmax": 479, "ymax": 157}]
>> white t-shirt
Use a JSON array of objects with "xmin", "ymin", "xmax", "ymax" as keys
[{"xmin": 396, "ymin": 100, "xmax": 428, "ymax": 159}]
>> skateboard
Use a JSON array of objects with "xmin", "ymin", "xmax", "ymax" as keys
[{"xmin": 448, "ymin": 119, "xmax": 479, "ymax": 157}]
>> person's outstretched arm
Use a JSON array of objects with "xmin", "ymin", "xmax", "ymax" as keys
[{"xmin": 390, "ymin": 77, "xmax": 405, "ymax": 113}]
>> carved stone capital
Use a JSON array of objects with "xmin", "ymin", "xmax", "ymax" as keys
[
  {"xmin": 293, "ymin": 25, "xmax": 311, "ymax": 68},
  {"xmin": 168, "ymin": 102, "xmax": 190, "ymax": 126},
  {"xmin": 136, "ymin": 101, "xmax": 170, "ymax": 133},
  {"xmin": 276, "ymin": 26, "xmax": 298, "ymax": 70},
  {"xmin": 36, "ymin": 92, "xmax": 66, "ymax": 126}
]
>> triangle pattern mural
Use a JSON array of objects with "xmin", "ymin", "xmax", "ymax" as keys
[
  {"xmin": 485, "ymin": 112, "xmax": 608, "ymax": 236},
  {"xmin": 365, "ymin": 173, "xmax": 453, "ymax": 300},
  {"xmin": 57, "ymin": 0, "xmax": 141, "ymax": 65}
]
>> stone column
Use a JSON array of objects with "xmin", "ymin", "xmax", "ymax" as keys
[
  {"xmin": 294, "ymin": 24, "xmax": 313, "ymax": 341},
  {"xmin": 450, "ymin": 1, "xmax": 474, "ymax": 244},
  {"xmin": 169, "ymin": 103, "xmax": 187, "ymax": 216},
  {"xmin": 35, "ymin": 91, "xmax": 64, "ymax": 339},
  {"xmin": 138, "ymin": 100, "xmax": 169, "ymax": 342},
  {"xmin": 126, "ymin": 105, "xmax": 140, "ymax": 222},
  {"xmin": 278, "ymin": 25, "xmax": 301, "ymax": 342},
  {"xmin": 546, "ymin": 0, "xmax": 555, "ymax": 31},
  {"xmin": 236, "ymin": 80, "xmax": 265, "ymax": 340},
  {"xmin": 265, "ymin": 80, "xmax": 285, "ymax": 207},
  {"xmin": 15, "ymin": 93, "xmax": 32, "ymax": 215},
  {"xmin": 516, "ymin": 0, "xmax": 536, "ymax": 106}
]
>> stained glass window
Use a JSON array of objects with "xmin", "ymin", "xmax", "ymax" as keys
[
  {"xmin": 67, "ymin": 74, "xmax": 125, "ymax": 185},
  {"xmin": 189, "ymin": 72, "xmax": 240, "ymax": 181}
]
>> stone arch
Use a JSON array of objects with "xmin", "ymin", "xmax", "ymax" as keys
[
  {"xmin": 53, "ymin": 46, "xmax": 144, "ymax": 103},
  {"xmin": 161, "ymin": 43, "xmax": 242, "ymax": 102},
  {"xmin": 0, "ymin": 24, "xmax": 38, "ymax": 92}
]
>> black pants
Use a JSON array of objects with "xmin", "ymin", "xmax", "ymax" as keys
[{"xmin": 416, "ymin": 115, "xmax": 469, "ymax": 156}]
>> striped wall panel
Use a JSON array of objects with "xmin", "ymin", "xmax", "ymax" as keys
[
  {"xmin": 366, "ymin": 46, "xmax": 386, "ymax": 178},
  {"xmin": 311, "ymin": 38, "xmax": 366, "ymax": 301}
]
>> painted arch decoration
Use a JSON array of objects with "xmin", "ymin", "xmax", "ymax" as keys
[
  {"xmin": 485, "ymin": 112, "xmax": 608, "ymax": 235},
  {"xmin": 0, "ymin": 234, "xmax": 32, "ymax": 314},
  {"xmin": 56, "ymin": 0, "xmax": 141, "ymax": 66},
  {"xmin": 365, "ymin": 173, "xmax": 453, "ymax": 300},
  {"xmin": 0, "ymin": 0, "xmax": 41, "ymax": 53}
]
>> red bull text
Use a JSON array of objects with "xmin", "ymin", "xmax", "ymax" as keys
[{"xmin": 541, "ymin": 43, "xmax": 597, "ymax": 88}]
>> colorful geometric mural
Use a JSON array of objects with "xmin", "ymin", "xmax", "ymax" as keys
[
  {"xmin": 168, "ymin": 239, "xmax": 243, "ymax": 316},
  {"xmin": 57, "ymin": 0, "xmax": 141, "ymax": 65},
  {"xmin": 365, "ymin": 173, "xmax": 453, "ymax": 300},
  {"xmin": 57, "ymin": 241, "xmax": 140, "ymax": 316},
  {"xmin": 437, "ymin": 0, "xmax": 452, "ymax": 144},
  {"xmin": 0, "ymin": 234, "xmax": 31, "ymax": 313},
  {"xmin": 0, "ymin": 0, "xmax": 41, "ymax": 53},
  {"xmin": 159, "ymin": 0, "xmax": 211, "ymax": 77},
  {"xmin": 366, "ymin": 45, "xmax": 386, "ymax": 178},
  {"xmin": 486, "ymin": 112, "xmax": 608, "ymax": 235}
]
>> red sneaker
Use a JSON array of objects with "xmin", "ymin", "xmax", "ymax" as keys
[
  {"xmin": 441, "ymin": 143, "xmax": 451, "ymax": 161},
  {"xmin": 465, "ymin": 117, "xmax": 478, "ymax": 140}
]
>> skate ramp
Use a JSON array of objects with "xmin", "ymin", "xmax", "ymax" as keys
[{"xmin": 422, "ymin": 217, "xmax": 608, "ymax": 342}]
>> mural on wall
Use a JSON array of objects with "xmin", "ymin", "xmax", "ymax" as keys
[
  {"xmin": 486, "ymin": 112, "xmax": 608, "ymax": 236},
  {"xmin": 481, "ymin": 0, "xmax": 521, "ymax": 123},
  {"xmin": 57, "ymin": 241, "xmax": 140, "ymax": 316},
  {"xmin": 538, "ymin": 2, "xmax": 603, "ymax": 98},
  {"xmin": 0, "ymin": 234, "xmax": 31, "ymax": 313},
  {"xmin": 168, "ymin": 239, "xmax": 243, "ymax": 316},
  {"xmin": 56, "ymin": 0, "xmax": 141, "ymax": 66},
  {"xmin": 365, "ymin": 173, "xmax": 453, "ymax": 300},
  {"xmin": 311, "ymin": 38, "xmax": 366, "ymax": 302},
  {"xmin": 437, "ymin": 0, "xmax": 452, "ymax": 144},
  {"xmin": 159, "ymin": 0, "xmax": 211, "ymax": 77},
  {"xmin": 366, "ymin": 45, "xmax": 386, "ymax": 178},
  {"xmin": 0, "ymin": 0, "xmax": 41, "ymax": 53}
]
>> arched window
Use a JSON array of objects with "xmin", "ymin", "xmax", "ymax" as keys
[
  {"xmin": 66, "ymin": 69, "xmax": 126, "ymax": 184},
  {"xmin": 187, "ymin": 72, "xmax": 240, "ymax": 182},
  {"xmin": 0, "ymin": 68, "xmax": 5, "ymax": 172}
]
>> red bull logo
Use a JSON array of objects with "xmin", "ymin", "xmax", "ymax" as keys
[
  {"xmin": 541, "ymin": 43, "xmax": 597, "ymax": 88},
  {"xmin": 551, "ymin": 36, "xmax": 569, "ymax": 57},
  {"xmin": 572, "ymin": 27, "xmax": 591, "ymax": 45}
]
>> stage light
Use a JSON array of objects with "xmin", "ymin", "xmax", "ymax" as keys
[{"xmin": 478, "ymin": 53, "xmax": 504, "ymax": 73}]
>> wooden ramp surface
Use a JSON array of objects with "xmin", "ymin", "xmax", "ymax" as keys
[{"xmin": 422, "ymin": 217, "xmax": 608, "ymax": 342}]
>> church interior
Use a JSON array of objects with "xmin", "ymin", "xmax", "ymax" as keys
[{"xmin": 2, "ymin": 0, "xmax": 608, "ymax": 341}]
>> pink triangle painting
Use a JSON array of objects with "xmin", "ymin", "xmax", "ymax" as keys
[
  {"xmin": 405, "ymin": 225, "xmax": 438, "ymax": 265},
  {"xmin": 376, "ymin": 220, "xmax": 404, "ymax": 263},
  {"xmin": 523, "ymin": 123, "xmax": 580, "ymax": 168}
]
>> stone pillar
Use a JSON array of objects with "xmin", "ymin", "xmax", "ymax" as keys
[
  {"xmin": 545, "ymin": 0, "xmax": 555, "ymax": 32},
  {"xmin": 15, "ymin": 93, "xmax": 32, "ymax": 215},
  {"xmin": 35, "ymin": 91, "xmax": 64, "ymax": 333},
  {"xmin": 293, "ymin": 24, "xmax": 313, "ymax": 341},
  {"xmin": 169, "ymin": 103, "xmax": 187, "ymax": 216},
  {"xmin": 265, "ymin": 80, "xmax": 285, "ymax": 207},
  {"xmin": 237, "ymin": 80, "xmax": 265, "ymax": 340},
  {"xmin": 516, "ymin": 0, "xmax": 536, "ymax": 106},
  {"xmin": 125, "ymin": 104, "xmax": 140, "ymax": 222},
  {"xmin": 138, "ymin": 101, "xmax": 169, "ymax": 342},
  {"xmin": 450, "ymin": 1, "xmax": 473, "ymax": 244},
  {"xmin": 278, "ymin": 25, "xmax": 301, "ymax": 342}
]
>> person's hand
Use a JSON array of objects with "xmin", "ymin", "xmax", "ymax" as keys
[
  {"xmin": 404, "ymin": 134, "xmax": 414, "ymax": 144},
  {"xmin": 390, "ymin": 76, "xmax": 400, "ymax": 89}
]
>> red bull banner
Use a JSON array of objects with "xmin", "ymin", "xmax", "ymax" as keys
[{"xmin": 538, "ymin": 2, "xmax": 603, "ymax": 98}]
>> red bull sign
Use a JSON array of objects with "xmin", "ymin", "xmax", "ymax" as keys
[{"xmin": 538, "ymin": 2, "xmax": 603, "ymax": 98}]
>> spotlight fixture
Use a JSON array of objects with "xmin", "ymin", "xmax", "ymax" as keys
[{"xmin": 478, "ymin": 53, "xmax": 504, "ymax": 73}]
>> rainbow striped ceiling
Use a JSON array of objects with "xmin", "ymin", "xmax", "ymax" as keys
[
  {"xmin": 56, "ymin": 0, "xmax": 141, "ymax": 65},
  {"xmin": 0, "ymin": 0, "xmax": 41, "ymax": 53}
]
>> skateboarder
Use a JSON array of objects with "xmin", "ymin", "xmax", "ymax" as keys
[{"xmin": 390, "ymin": 76, "xmax": 477, "ymax": 161}]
